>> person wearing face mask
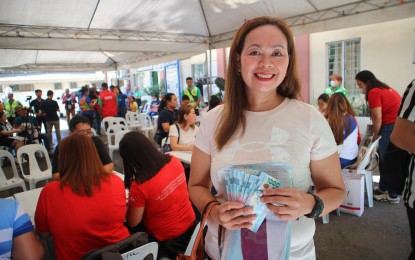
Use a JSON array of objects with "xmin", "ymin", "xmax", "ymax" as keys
[
  {"xmin": 324, "ymin": 74, "xmax": 348, "ymax": 97},
  {"xmin": 355, "ymin": 70, "xmax": 401, "ymax": 203}
]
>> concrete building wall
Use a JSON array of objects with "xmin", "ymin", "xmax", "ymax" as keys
[{"xmin": 310, "ymin": 17, "xmax": 415, "ymax": 104}]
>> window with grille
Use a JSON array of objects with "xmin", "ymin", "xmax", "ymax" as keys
[
  {"xmin": 327, "ymin": 39, "xmax": 361, "ymax": 96},
  {"xmin": 327, "ymin": 39, "xmax": 367, "ymax": 115},
  {"xmin": 70, "ymin": 82, "xmax": 77, "ymax": 89},
  {"xmin": 16, "ymin": 84, "xmax": 34, "ymax": 92},
  {"xmin": 192, "ymin": 64, "xmax": 206, "ymax": 84},
  {"xmin": 54, "ymin": 83, "xmax": 62, "ymax": 90}
]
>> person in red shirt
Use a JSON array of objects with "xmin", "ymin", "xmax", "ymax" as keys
[
  {"xmin": 35, "ymin": 133, "xmax": 129, "ymax": 259},
  {"xmin": 119, "ymin": 131, "xmax": 196, "ymax": 259},
  {"xmin": 99, "ymin": 83, "xmax": 118, "ymax": 118},
  {"xmin": 355, "ymin": 70, "xmax": 401, "ymax": 202}
]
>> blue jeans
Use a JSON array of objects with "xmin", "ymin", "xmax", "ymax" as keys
[{"xmin": 378, "ymin": 123, "xmax": 399, "ymax": 198}]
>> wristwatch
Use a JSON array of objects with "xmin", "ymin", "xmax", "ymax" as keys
[{"xmin": 305, "ymin": 193, "xmax": 324, "ymax": 218}]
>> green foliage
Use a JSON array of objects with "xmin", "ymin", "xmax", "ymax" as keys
[
  {"xmin": 348, "ymin": 95, "xmax": 370, "ymax": 117},
  {"xmin": 214, "ymin": 77, "xmax": 225, "ymax": 100},
  {"xmin": 144, "ymin": 84, "xmax": 161, "ymax": 97}
]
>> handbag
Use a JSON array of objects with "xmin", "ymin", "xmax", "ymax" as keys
[
  {"xmin": 177, "ymin": 200, "xmax": 221, "ymax": 260},
  {"xmin": 382, "ymin": 142, "xmax": 412, "ymax": 195},
  {"xmin": 162, "ymin": 124, "xmax": 180, "ymax": 154}
]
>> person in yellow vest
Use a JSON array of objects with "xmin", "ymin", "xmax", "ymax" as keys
[
  {"xmin": 182, "ymin": 77, "xmax": 202, "ymax": 116},
  {"xmin": 4, "ymin": 93, "xmax": 22, "ymax": 126}
]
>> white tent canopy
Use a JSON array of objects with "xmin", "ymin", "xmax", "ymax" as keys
[{"xmin": 0, "ymin": 0, "xmax": 414, "ymax": 71}]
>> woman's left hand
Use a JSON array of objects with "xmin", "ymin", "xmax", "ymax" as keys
[{"xmin": 260, "ymin": 188, "xmax": 312, "ymax": 221}]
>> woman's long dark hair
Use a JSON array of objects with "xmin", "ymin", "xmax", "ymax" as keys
[
  {"xmin": 119, "ymin": 131, "xmax": 171, "ymax": 189},
  {"xmin": 355, "ymin": 70, "xmax": 390, "ymax": 101},
  {"xmin": 158, "ymin": 93, "xmax": 176, "ymax": 113}
]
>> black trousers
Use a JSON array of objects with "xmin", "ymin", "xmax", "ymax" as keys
[{"xmin": 406, "ymin": 205, "xmax": 415, "ymax": 260}]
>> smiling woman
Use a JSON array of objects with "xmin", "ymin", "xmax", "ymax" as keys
[{"xmin": 188, "ymin": 16, "xmax": 345, "ymax": 260}]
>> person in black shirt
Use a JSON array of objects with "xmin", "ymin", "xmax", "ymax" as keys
[
  {"xmin": 51, "ymin": 115, "xmax": 113, "ymax": 180},
  {"xmin": 40, "ymin": 90, "xmax": 61, "ymax": 148},
  {"xmin": 29, "ymin": 89, "xmax": 47, "ymax": 133},
  {"xmin": 156, "ymin": 93, "xmax": 178, "ymax": 144}
]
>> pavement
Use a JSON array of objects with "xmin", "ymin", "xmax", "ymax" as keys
[{"xmin": 1, "ymin": 119, "xmax": 412, "ymax": 259}]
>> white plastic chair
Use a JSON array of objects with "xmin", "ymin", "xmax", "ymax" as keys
[
  {"xmin": 137, "ymin": 113, "xmax": 156, "ymax": 138},
  {"xmin": 125, "ymin": 111, "xmax": 142, "ymax": 131},
  {"xmin": 107, "ymin": 125, "xmax": 128, "ymax": 160},
  {"xmin": 342, "ymin": 137, "xmax": 381, "ymax": 208},
  {"xmin": 0, "ymin": 150, "xmax": 26, "ymax": 193},
  {"xmin": 17, "ymin": 144, "xmax": 52, "ymax": 190},
  {"xmin": 121, "ymin": 242, "xmax": 158, "ymax": 260},
  {"xmin": 90, "ymin": 128, "xmax": 97, "ymax": 136},
  {"xmin": 102, "ymin": 117, "xmax": 128, "ymax": 133},
  {"xmin": 142, "ymin": 103, "xmax": 150, "ymax": 114}
]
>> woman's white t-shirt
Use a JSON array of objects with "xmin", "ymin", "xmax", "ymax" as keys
[
  {"xmin": 169, "ymin": 124, "xmax": 199, "ymax": 146},
  {"xmin": 195, "ymin": 99, "xmax": 337, "ymax": 260}
]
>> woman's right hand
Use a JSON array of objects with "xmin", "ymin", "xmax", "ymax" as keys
[{"xmin": 211, "ymin": 201, "xmax": 256, "ymax": 230}]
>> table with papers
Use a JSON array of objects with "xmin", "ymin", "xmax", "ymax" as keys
[
  {"xmin": 13, "ymin": 187, "xmax": 43, "ymax": 224},
  {"xmin": 168, "ymin": 151, "xmax": 192, "ymax": 164}
]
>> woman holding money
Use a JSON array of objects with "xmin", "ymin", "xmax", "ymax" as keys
[{"xmin": 188, "ymin": 17, "xmax": 345, "ymax": 259}]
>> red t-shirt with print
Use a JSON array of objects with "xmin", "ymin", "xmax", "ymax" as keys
[
  {"xmin": 368, "ymin": 87, "xmax": 401, "ymax": 125},
  {"xmin": 35, "ymin": 174, "xmax": 130, "ymax": 260},
  {"xmin": 128, "ymin": 156, "xmax": 195, "ymax": 241}
]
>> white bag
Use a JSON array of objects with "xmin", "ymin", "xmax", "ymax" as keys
[{"xmin": 340, "ymin": 172, "xmax": 365, "ymax": 217}]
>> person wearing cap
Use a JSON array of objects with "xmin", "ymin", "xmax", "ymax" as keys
[
  {"xmin": 4, "ymin": 93, "xmax": 22, "ymax": 126},
  {"xmin": 29, "ymin": 89, "xmax": 47, "ymax": 133}
]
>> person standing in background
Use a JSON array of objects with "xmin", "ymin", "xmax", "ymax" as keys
[
  {"xmin": 124, "ymin": 83, "xmax": 134, "ymax": 97},
  {"xmin": 114, "ymin": 86, "xmax": 128, "ymax": 118},
  {"xmin": 0, "ymin": 101, "xmax": 4, "ymax": 113},
  {"xmin": 390, "ymin": 78, "xmax": 415, "ymax": 259},
  {"xmin": 79, "ymin": 86, "xmax": 96, "ymax": 126},
  {"xmin": 40, "ymin": 90, "xmax": 61, "ymax": 148},
  {"xmin": 4, "ymin": 93, "xmax": 22, "ymax": 126},
  {"xmin": 30, "ymin": 89, "xmax": 47, "ymax": 133},
  {"xmin": 355, "ymin": 70, "xmax": 402, "ymax": 203},
  {"xmin": 182, "ymin": 77, "xmax": 202, "ymax": 116},
  {"xmin": 99, "ymin": 83, "xmax": 117, "ymax": 118},
  {"xmin": 62, "ymin": 88, "xmax": 77, "ymax": 128},
  {"xmin": 89, "ymin": 86, "xmax": 101, "ymax": 135},
  {"xmin": 324, "ymin": 74, "xmax": 348, "ymax": 96}
]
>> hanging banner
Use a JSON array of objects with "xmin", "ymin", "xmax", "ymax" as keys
[{"xmin": 165, "ymin": 61, "xmax": 181, "ymax": 99}]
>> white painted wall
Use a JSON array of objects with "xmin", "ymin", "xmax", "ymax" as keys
[{"xmin": 310, "ymin": 17, "xmax": 415, "ymax": 104}]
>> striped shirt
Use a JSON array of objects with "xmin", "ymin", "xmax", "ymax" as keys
[
  {"xmin": 0, "ymin": 199, "xmax": 34, "ymax": 258},
  {"xmin": 401, "ymin": 79, "xmax": 415, "ymax": 208}
]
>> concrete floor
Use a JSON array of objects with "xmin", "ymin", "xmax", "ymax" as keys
[{"xmin": 1, "ymin": 121, "xmax": 412, "ymax": 259}]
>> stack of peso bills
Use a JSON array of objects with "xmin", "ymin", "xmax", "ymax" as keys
[{"xmin": 218, "ymin": 162, "xmax": 293, "ymax": 232}]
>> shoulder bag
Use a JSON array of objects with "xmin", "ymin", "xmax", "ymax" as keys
[
  {"xmin": 177, "ymin": 200, "xmax": 221, "ymax": 260},
  {"xmin": 162, "ymin": 124, "xmax": 180, "ymax": 154}
]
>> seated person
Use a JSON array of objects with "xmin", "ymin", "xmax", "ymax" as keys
[
  {"xmin": 180, "ymin": 94, "xmax": 190, "ymax": 107},
  {"xmin": 14, "ymin": 106, "xmax": 53, "ymax": 155},
  {"xmin": 52, "ymin": 115, "xmax": 113, "ymax": 180},
  {"xmin": 156, "ymin": 93, "xmax": 178, "ymax": 145},
  {"xmin": 207, "ymin": 95, "xmax": 221, "ymax": 112},
  {"xmin": 169, "ymin": 105, "xmax": 199, "ymax": 151},
  {"xmin": 128, "ymin": 96, "xmax": 138, "ymax": 112},
  {"xmin": 35, "ymin": 133, "xmax": 130, "ymax": 259},
  {"xmin": 148, "ymin": 94, "xmax": 160, "ymax": 118},
  {"xmin": 0, "ymin": 111, "xmax": 24, "ymax": 151},
  {"xmin": 326, "ymin": 93, "xmax": 359, "ymax": 168},
  {"xmin": 119, "ymin": 131, "xmax": 196, "ymax": 259},
  {"xmin": 317, "ymin": 93, "xmax": 330, "ymax": 116},
  {"xmin": 0, "ymin": 198, "xmax": 44, "ymax": 259}
]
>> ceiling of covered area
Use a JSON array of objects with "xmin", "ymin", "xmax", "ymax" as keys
[{"xmin": 0, "ymin": 0, "xmax": 414, "ymax": 72}]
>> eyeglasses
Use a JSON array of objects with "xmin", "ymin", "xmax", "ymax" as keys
[{"xmin": 76, "ymin": 129, "xmax": 93, "ymax": 136}]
